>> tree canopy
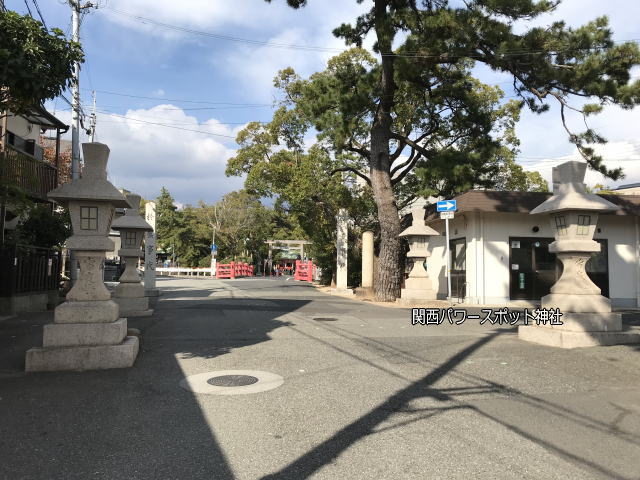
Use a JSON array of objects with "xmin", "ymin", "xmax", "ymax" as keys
[
  {"xmin": 252, "ymin": 0, "xmax": 640, "ymax": 300},
  {"xmin": 0, "ymin": 10, "xmax": 83, "ymax": 114}
]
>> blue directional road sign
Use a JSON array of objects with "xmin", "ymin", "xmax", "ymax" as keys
[
  {"xmin": 436, "ymin": 200, "xmax": 457, "ymax": 212},
  {"xmin": 211, "ymin": 244, "xmax": 217, "ymax": 252}
]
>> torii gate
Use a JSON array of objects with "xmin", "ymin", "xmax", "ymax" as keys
[{"xmin": 265, "ymin": 239, "xmax": 312, "ymax": 276}]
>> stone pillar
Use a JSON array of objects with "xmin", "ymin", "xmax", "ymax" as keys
[
  {"xmin": 144, "ymin": 201, "xmax": 159, "ymax": 300},
  {"xmin": 332, "ymin": 208, "xmax": 353, "ymax": 295},
  {"xmin": 362, "ymin": 231, "xmax": 374, "ymax": 289},
  {"xmin": 25, "ymin": 143, "xmax": 139, "ymax": 372},
  {"xmin": 519, "ymin": 161, "xmax": 640, "ymax": 348},
  {"xmin": 112, "ymin": 194, "xmax": 153, "ymax": 317}
]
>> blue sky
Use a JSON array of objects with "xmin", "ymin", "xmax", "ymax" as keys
[{"xmin": 7, "ymin": 0, "xmax": 640, "ymax": 205}]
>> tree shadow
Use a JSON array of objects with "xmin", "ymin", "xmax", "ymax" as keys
[
  {"xmin": 0, "ymin": 290, "xmax": 306, "ymax": 479},
  {"xmin": 261, "ymin": 321, "xmax": 639, "ymax": 480}
]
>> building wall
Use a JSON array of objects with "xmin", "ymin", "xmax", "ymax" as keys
[
  {"xmin": 614, "ymin": 186, "xmax": 640, "ymax": 196},
  {"xmin": 6, "ymin": 115, "xmax": 40, "ymax": 142},
  {"xmin": 426, "ymin": 211, "xmax": 640, "ymax": 307}
]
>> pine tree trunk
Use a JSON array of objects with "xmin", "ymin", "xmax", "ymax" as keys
[{"xmin": 370, "ymin": 0, "xmax": 402, "ymax": 302}]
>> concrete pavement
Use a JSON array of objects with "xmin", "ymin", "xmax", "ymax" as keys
[{"xmin": 1, "ymin": 277, "xmax": 640, "ymax": 479}]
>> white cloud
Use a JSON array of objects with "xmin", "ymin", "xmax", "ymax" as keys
[
  {"xmin": 152, "ymin": 88, "xmax": 166, "ymax": 97},
  {"xmin": 50, "ymin": 106, "xmax": 246, "ymax": 205},
  {"xmin": 522, "ymin": 140, "xmax": 640, "ymax": 190}
]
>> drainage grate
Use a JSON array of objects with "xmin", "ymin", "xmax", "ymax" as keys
[
  {"xmin": 207, "ymin": 375, "xmax": 259, "ymax": 387},
  {"xmin": 313, "ymin": 317, "xmax": 338, "ymax": 322}
]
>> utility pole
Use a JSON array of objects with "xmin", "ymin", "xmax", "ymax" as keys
[
  {"xmin": 68, "ymin": 1, "xmax": 94, "ymax": 285},
  {"xmin": 69, "ymin": 1, "xmax": 94, "ymax": 180},
  {"xmin": 90, "ymin": 90, "xmax": 96, "ymax": 142}
]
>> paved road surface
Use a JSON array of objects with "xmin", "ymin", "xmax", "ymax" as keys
[{"xmin": 1, "ymin": 277, "xmax": 639, "ymax": 479}]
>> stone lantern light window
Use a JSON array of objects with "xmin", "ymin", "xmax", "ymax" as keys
[
  {"xmin": 577, "ymin": 215, "xmax": 591, "ymax": 235},
  {"xmin": 124, "ymin": 231, "xmax": 137, "ymax": 247},
  {"xmin": 554, "ymin": 215, "xmax": 567, "ymax": 236},
  {"xmin": 80, "ymin": 206, "xmax": 98, "ymax": 230}
]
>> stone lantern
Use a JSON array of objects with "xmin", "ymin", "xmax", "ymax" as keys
[
  {"xmin": 519, "ymin": 160, "xmax": 640, "ymax": 348},
  {"xmin": 25, "ymin": 143, "xmax": 139, "ymax": 371},
  {"xmin": 111, "ymin": 193, "xmax": 153, "ymax": 317},
  {"xmin": 397, "ymin": 205, "xmax": 439, "ymax": 305}
]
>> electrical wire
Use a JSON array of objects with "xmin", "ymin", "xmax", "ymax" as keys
[
  {"xmin": 79, "ymin": 88, "xmax": 272, "ymax": 106},
  {"xmin": 31, "ymin": 0, "xmax": 48, "ymax": 29},
  {"xmin": 95, "ymin": 110, "xmax": 237, "ymax": 139},
  {"xmin": 103, "ymin": 6, "xmax": 640, "ymax": 59}
]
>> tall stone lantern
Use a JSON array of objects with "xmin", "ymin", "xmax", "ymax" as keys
[
  {"xmin": 26, "ymin": 143, "xmax": 140, "ymax": 371},
  {"xmin": 111, "ymin": 193, "xmax": 153, "ymax": 317},
  {"xmin": 519, "ymin": 160, "xmax": 640, "ymax": 348},
  {"xmin": 397, "ymin": 205, "xmax": 439, "ymax": 305}
]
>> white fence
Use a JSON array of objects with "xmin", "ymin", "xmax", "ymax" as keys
[{"xmin": 156, "ymin": 267, "xmax": 214, "ymax": 277}]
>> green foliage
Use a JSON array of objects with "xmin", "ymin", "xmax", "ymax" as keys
[
  {"xmin": 12, "ymin": 204, "xmax": 71, "ymax": 248},
  {"xmin": 155, "ymin": 187, "xmax": 182, "ymax": 258},
  {"xmin": 154, "ymin": 187, "xmax": 277, "ymax": 267},
  {"xmin": 0, "ymin": 10, "xmax": 84, "ymax": 114}
]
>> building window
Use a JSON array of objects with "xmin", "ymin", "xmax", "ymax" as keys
[
  {"xmin": 80, "ymin": 206, "xmax": 98, "ymax": 230},
  {"xmin": 577, "ymin": 215, "xmax": 591, "ymax": 235},
  {"xmin": 124, "ymin": 231, "xmax": 137, "ymax": 247},
  {"xmin": 554, "ymin": 215, "xmax": 567, "ymax": 236}
]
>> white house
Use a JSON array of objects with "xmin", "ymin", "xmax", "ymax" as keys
[{"xmin": 424, "ymin": 190, "xmax": 640, "ymax": 308}]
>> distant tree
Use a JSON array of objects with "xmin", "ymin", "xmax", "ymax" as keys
[
  {"xmin": 155, "ymin": 187, "xmax": 182, "ymax": 262},
  {"xmin": 0, "ymin": 10, "xmax": 83, "ymax": 114},
  {"xmin": 41, "ymin": 140, "xmax": 72, "ymax": 186},
  {"xmin": 13, "ymin": 204, "xmax": 71, "ymax": 248}
]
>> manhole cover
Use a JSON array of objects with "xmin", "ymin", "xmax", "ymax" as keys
[
  {"xmin": 313, "ymin": 317, "xmax": 338, "ymax": 322},
  {"xmin": 207, "ymin": 375, "xmax": 259, "ymax": 387},
  {"xmin": 180, "ymin": 370, "xmax": 284, "ymax": 395}
]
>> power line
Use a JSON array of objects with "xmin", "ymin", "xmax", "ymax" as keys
[
  {"xmin": 23, "ymin": 0, "xmax": 33, "ymax": 17},
  {"xmin": 95, "ymin": 110, "xmax": 237, "ymax": 139},
  {"xmin": 105, "ymin": 7, "xmax": 343, "ymax": 53},
  {"xmin": 104, "ymin": 6, "xmax": 640, "ymax": 59},
  {"xmin": 31, "ymin": 0, "xmax": 48, "ymax": 29},
  {"xmin": 80, "ymin": 88, "xmax": 272, "ymax": 106}
]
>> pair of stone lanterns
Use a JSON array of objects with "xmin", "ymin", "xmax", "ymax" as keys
[
  {"xmin": 397, "ymin": 206, "xmax": 438, "ymax": 305},
  {"xmin": 25, "ymin": 143, "xmax": 151, "ymax": 372},
  {"xmin": 519, "ymin": 161, "xmax": 640, "ymax": 348}
]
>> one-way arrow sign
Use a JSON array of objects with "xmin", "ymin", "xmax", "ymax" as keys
[{"xmin": 436, "ymin": 200, "xmax": 457, "ymax": 212}]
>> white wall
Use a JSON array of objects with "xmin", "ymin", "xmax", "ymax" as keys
[
  {"xmin": 426, "ymin": 211, "xmax": 640, "ymax": 307},
  {"xmin": 6, "ymin": 115, "xmax": 40, "ymax": 142}
]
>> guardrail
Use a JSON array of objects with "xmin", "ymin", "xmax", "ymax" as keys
[
  {"xmin": 156, "ymin": 267, "xmax": 214, "ymax": 277},
  {"xmin": 216, "ymin": 262, "xmax": 254, "ymax": 279}
]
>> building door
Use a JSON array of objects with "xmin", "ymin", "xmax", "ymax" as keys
[
  {"xmin": 449, "ymin": 238, "xmax": 466, "ymax": 299},
  {"xmin": 509, "ymin": 237, "xmax": 609, "ymax": 300},
  {"xmin": 509, "ymin": 237, "xmax": 555, "ymax": 300}
]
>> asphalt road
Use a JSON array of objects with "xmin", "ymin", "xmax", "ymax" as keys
[{"xmin": 1, "ymin": 277, "xmax": 640, "ymax": 480}]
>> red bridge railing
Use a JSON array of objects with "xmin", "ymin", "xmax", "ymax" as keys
[
  {"xmin": 216, "ymin": 262, "xmax": 254, "ymax": 279},
  {"xmin": 294, "ymin": 260, "xmax": 315, "ymax": 283}
]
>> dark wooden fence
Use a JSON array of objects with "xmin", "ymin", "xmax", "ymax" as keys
[
  {"xmin": 0, "ymin": 245, "xmax": 61, "ymax": 297},
  {"xmin": 0, "ymin": 147, "xmax": 57, "ymax": 201}
]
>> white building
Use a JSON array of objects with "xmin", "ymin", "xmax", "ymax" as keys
[{"xmin": 424, "ymin": 190, "xmax": 640, "ymax": 308}]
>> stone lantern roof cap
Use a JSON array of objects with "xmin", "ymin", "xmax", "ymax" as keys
[
  {"xmin": 400, "ymin": 206, "xmax": 439, "ymax": 237},
  {"xmin": 111, "ymin": 193, "xmax": 153, "ymax": 232},
  {"xmin": 47, "ymin": 143, "xmax": 132, "ymax": 208},
  {"xmin": 530, "ymin": 161, "xmax": 620, "ymax": 215}
]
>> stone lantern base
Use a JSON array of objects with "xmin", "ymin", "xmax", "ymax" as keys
[
  {"xmin": 519, "ymin": 313, "xmax": 640, "ymax": 349},
  {"xmin": 396, "ymin": 276, "xmax": 437, "ymax": 306},
  {"xmin": 542, "ymin": 293, "xmax": 612, "ymax": 314},
  {"xmin": 25, "ymin": 300, "xmax": 139, "ymax": 371},
  {"xmin": 114, "ymin": 282, "xmax": 154, "ymax": 317}
]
